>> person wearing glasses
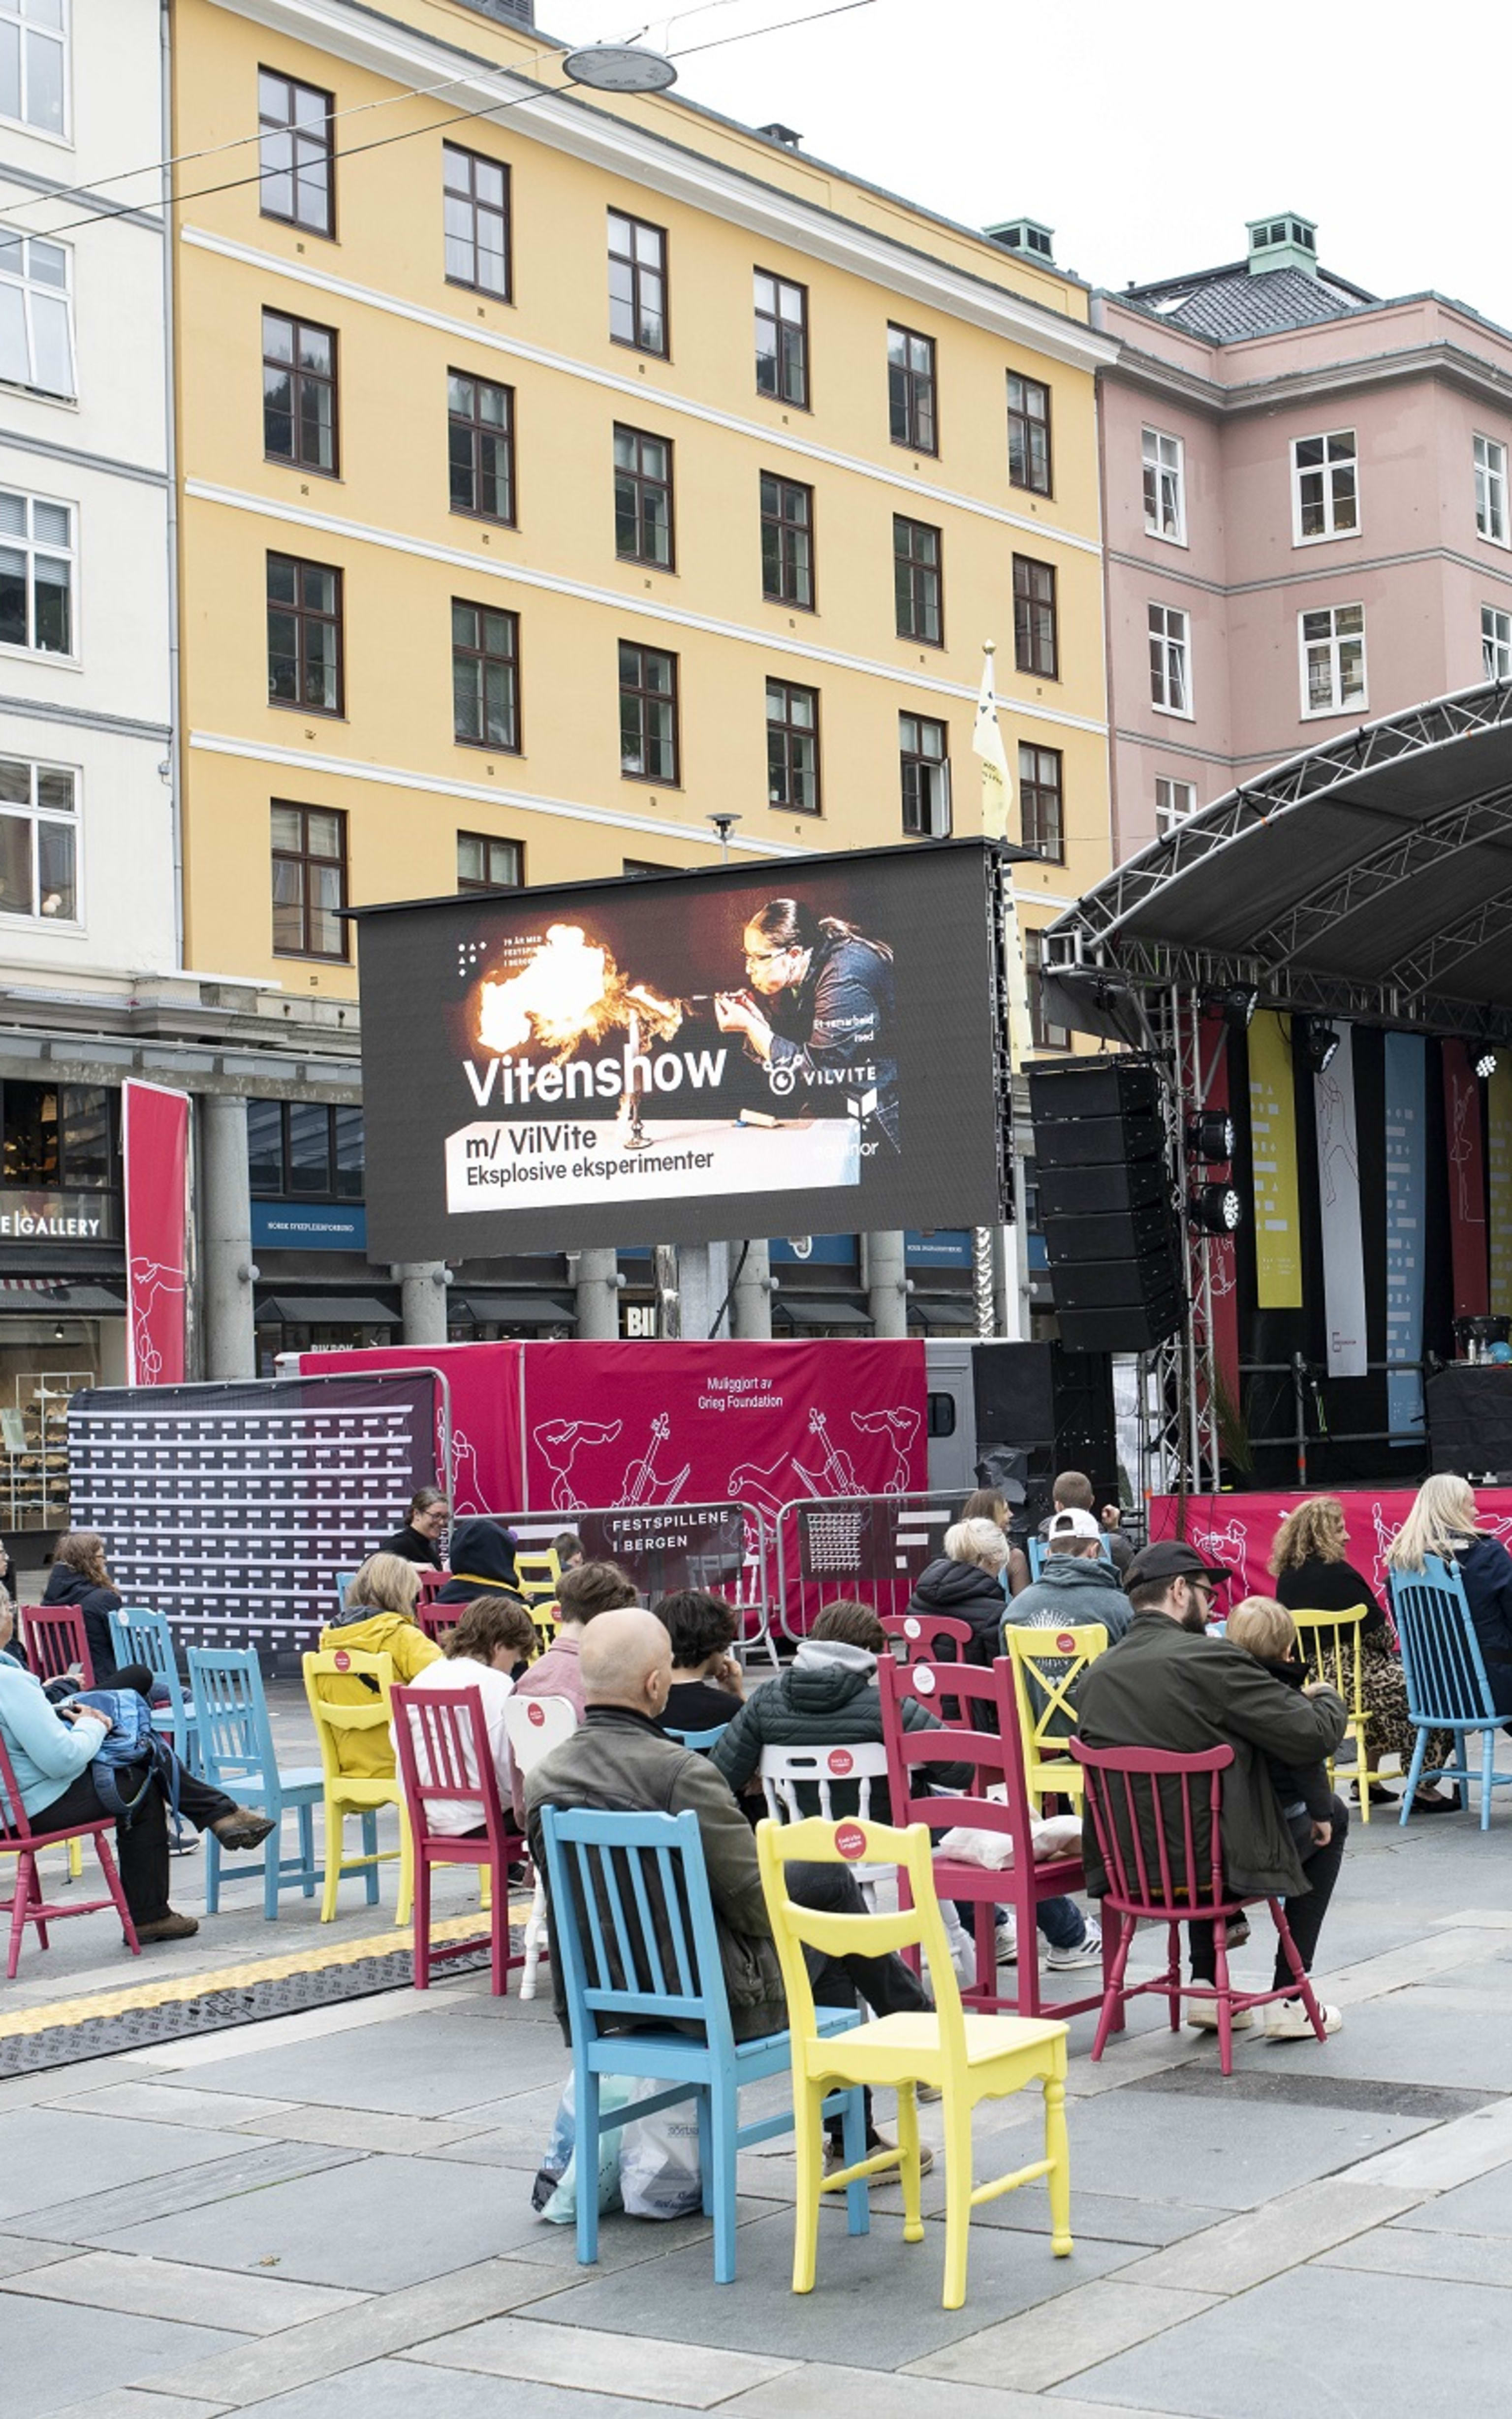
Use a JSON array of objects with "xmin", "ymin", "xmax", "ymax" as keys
[
  {"xmin": 1075, "ymin": 1540, "xmax": 1351, "ymax": 2042},
  {"xmin": 714, "ymin": 899, "xmax": 899, "ymax": 1148}
]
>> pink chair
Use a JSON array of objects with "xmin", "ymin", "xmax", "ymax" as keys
[
  {"xmin": 416, "ymin": 1600, "xmax": 458, "ymax": 1644},
  {"xmin": 20, "ymin": 1604, "xmax": 93, "ymax": 1689},
  {"xmin": 1069, "ymin": 1737, "xmax": 1328, "ymax": 2075},
  {"xmin": 390, "ymin": 1680, "xmax": 523, "ymax": 1996},
  {"xmin": 417, "ymin": 1569, "xmax": 449, "ymax": 1603},
  {"xmin": 0, "ymin": 1732, "xmax": 139, "ymax": 1978},
  {"xmin": 882, "ymin": 1612, "xmax": 974, "ymax": 1723}
]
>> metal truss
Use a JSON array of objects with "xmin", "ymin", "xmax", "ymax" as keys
[
  {"xmin": 1136, "ymin": 992, "xmax": 1220, "ymax": 1503},
  {"xmin": 1253, "ymin": 784, "xmax": 1512, "ymax": 968}
]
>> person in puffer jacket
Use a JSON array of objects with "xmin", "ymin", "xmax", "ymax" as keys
[
  {"xmin": 710, "ymin": 1599, "xmax": 971, "ymax": 1819},
  {"xmin": 318, "ymin": 1552, "xmax": 442, "ymax": 1780},
  {"xmin": 902, "ymin": 1517, "xmax": 1014, "ymax": 1663}
]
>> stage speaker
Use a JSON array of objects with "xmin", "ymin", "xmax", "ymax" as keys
[
  {"xmin": 1030, "ymin": 1058, "xmax": 1185, "ymax": 1354},
  {"xmin": 970, "ymin": 1340, "xmax": 1118, "ymax": 1532}
]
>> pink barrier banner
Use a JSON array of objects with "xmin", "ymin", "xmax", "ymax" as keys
[
  {"xmin": 306, "ymin": 1340, "xmax": 526, "ymax": 1513},
  {"xmin": 123, "ymin": 1079, "xmax": 189, "ymax": 1386},
  {"xmin": 1150, "ymin": 1485, "xmax": 1512, "ymax": 1608}
]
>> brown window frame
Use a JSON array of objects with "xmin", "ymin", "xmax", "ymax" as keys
[
  {"xmin": 257, "ymin": 68, "xmax": 335, "ymax": 239},
  {"xmin": 266, "ymin": 552, "xmax": 344, "ymax": 717},
  {"xmin": 608, "ymin": 210, "xmax": 668, "ymax": 358},
  {"xmin": 887, "ymin": 321, "xmax": 937, "ymax": 454},
  {"xmin": 442, "ymin": 143, "xmax": 511, "ymax": 301},
  {"xmin": 618, "ymin": 638, "xmax": 679, "ymax": 784},
  {"xmin": 755, "ymin": 267, "xmax": 809, "ymax": 408},
  {"xmin": 893, "ymin": 514, "xmax": 943, "ymax": 646},
  {"xmin": 451, "ymin": 598, "xmax": 520, "ymax": 754},
  {"xmin": 1007, "ymin": 372, "xmax": 1052, "ymax": 496},
  {"xmin": 262, "ymin": 308, "xmax": 339, "ymax": 477},
  {"xmin": 614, "ymin": 424, "xmax": 675, "ymax": 569},
  {"xmin": 456, "ymin": 830, "xmax": 524, "ymax": 891},
  {"xmin": 899, "ymin": 710, "xmax": 951, "ymax": 837},
  {"xmin": 765, "ymin": 676, "xmax": 820, "ymax": 815},
  {"xmin": 760, "ymin": 471, "xmax": 814, "ymax": 609},
  {"xmin": 447, "ymin": 369, "xmax": 515, "ymax": 526},
  {"xmin": 1013, "ymin": 554, "xmax": 1059, "ymax": 680},
  {"xmin": 270, "ymin": 800, "xmax": 348, "ymax": 961},
  {"xmin": 1018, "ymin": 741, "xmax": 1065, "ymax": 862}
]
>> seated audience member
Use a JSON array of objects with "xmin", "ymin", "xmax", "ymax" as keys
[
  {"xmin": 1007, "ymin": 1506, "xmax": 1131, "ymax": 1645},
  {"xmin": 0, "ymin": 1599, "xmax": 273, "ymax": 1943},
  {"xmin": 379, "ymin": 1488, "xmax": 449, "ymax": 1570},
  {"xmin": 1386, "ymin": 1473, "xmax": 1512, "ymax": 1731},
  {"xmin": 43, "ymin": 1531, "xmax": 126, "ymax": 1685},
  {"xmin": 508, "ymin": 1560, "xmax": 640, "ymax": 1819},
  {"xmin": 526, "ymin": 1605, "xmax": 934, "ymax": 2173},
  {"xmin": 655, "ymin": 1590, "xmax": 746, "ymax": 1737},
  {"xmin": 319, "ymin": 1552, "xmax": 443, "ymax": 1778},
  {"xmin": 396, "ymin": 1595, "xmax": 537, "ymax": 1835},
  {"xmin": 435, "ymin": 1518, "xmax": 525, "ymax": 1607},
  {"xmin": 1076, "ymin": 1539, "xmax": 1349, "ymax": 2040},
  {"xmin": 904, "ymin": 1517, "xmax": 1013, "ymax": 1661},
  {"xmin": 1007, "ymin": 1471, "xmax": 1132, "ymax": 1596},
  {"xmin": 1272, "ymin": 1493, "xmax": 1453, "ymax": 1808},
  {"xmin": 552, "ymin": 1531, "xmax": 586, "ymax": 1574}
]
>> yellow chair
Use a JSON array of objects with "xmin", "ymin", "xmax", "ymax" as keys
[
  {"xmin": 514, "ymin": 1549, "xmax": 562, "ymax": 1604},
  {"xmin": 1288, "ymin": 1605, "xmax": 1380, "ymax": 1822},
  {"xmin": 1003, "ymin": 1622, "xmax": 1109, "ymax": 1809},
  {"xmin": 757, "ymin": 1812, "xmax": 1072, "ymax": 2311},
  {"xmin": 302, "ymin": 1649, "xmax": 413, "ymax": 1925}
]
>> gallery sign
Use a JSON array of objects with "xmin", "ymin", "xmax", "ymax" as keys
[{"xmin": 0, "ymin": 1190, "xmax": 121, "ymax": 1242}]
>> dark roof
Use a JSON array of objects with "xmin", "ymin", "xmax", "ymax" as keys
[{"xmin": 1120, "ymin": 260, "xmax": 1379, "ymax": 344}]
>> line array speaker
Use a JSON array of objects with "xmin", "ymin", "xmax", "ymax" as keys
[{"xmin": 1029, "ymin": 1058, "xmax": 1185, "ymax": 1354}]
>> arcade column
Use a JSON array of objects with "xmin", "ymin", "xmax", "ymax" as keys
[
  {"xmin": 574, "ymin": 1247, "xmax": 621, "ymax": 1339},
  {"xmin": 732, "ymin": 1239, "xmax": 772, "ymax": 1339},
  {"xmin": 865, "ymin": 1229, "xmax": 909, "ymax": 1338},
  {"xmin": 201, "ymin": 1091, "xmax": 256, "ymax": 1380},
  {"xmin": 398, "ymin": 1262, "xmax": 449, "ymax": 1345}
]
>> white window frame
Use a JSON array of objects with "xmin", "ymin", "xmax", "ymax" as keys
[
  {"xmin": 1299, "ymin": 601, "xmax": 1367, "ymax": 719},
  {"xmin": 899, "ymin": 710, "xmax": 951, "ymax": 838},
  {"xmin": 1483, "ymin": 603, "xmax": 1512, "ymax": 682},
  {"xmin": 1291, "ymin": 429, "xmax": 1359, "ymax": 545},
  {"xmin": 1475, "ymin": 435, "xmax": 1510, "ymax": 547},
  {"xmin": 1148, "ymin": 601, "xmax": 1192, "ymax": 717},
  {"xmin": 0, "ymin": 0, "xmax": 68, "ymax": 146},
  {"xmin": 0, "ymin": 483, "xmax": 75, "ymax": 660},
  {"xmin": 0, "ymin": 225, "xmax": 72, "ymax": 398},
  {"xmin": 0, "ymin": 750, "xmax": 80, "ymax": 926},
  {"xmin": 1142, "ymin": 427, "xmax": 1186, "ymax": 543},
  {"xmin": 1155, "ymin": 774, "xmax": 1197, "ymax": 835}
]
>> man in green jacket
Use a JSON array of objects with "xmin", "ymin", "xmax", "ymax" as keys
[{"xmin": 1076, "ymin": 1540, "xmax": 1350, "ymax": 2041}]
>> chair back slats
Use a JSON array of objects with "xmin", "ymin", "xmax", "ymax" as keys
[
  {"xmin": 1289, "ymin": 1606, "xmax": 1369, "ymax": 1718},
  {"xmin": 186, "ymin": 1647, "xmax": 272, "ymax": 1791},
  {"xmin": 878, "ymin": 1650, "xmax": 1036, "ymax": 1845},
  {"xmin": 758, "ymin": 1740, "xmax": 890, "ymax": 1825},
  {"xmin": 391, "ymin": 1681, "xmax": 511, "ymax": 1853},
  {"xmin": 1004, "ymin": 1622, "xmax": 1109, "ymax": 1798},
  {"xmin": 21, "ymin": 1604, "xmax": 91, "ymax": 1688},
  {"xmin": 0, "ymin": 1729, "xmax": 31, "ymax": 1838},
  {"xmin": 1389, "ymin": 1559, "xmax": 1498, "ymax": 1726},
  {"xmin": 514, "ymin": 1549, "xmax": 562, "ymax": 1604},
  {"xmin": 416, "ymin": 1602, "xmax": 458, "ymax": 1644},
  {"xmin": 543, "ymin": 1808, "xmax": 729, "ymax": 2037},
  {"xmin": 1071, "ymin": 1739, "xmax": 1230, "ymax": 1918}
]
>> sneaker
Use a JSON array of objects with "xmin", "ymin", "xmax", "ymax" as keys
[
  {"xmin": 167, "ymin": 1829, "xmax": 200, "ymax": 1857},
  {"xmin": 1187, "ymin": 2002, "xmax": 1254, "ymax": 2032},
  {"xmin": 209, "ymin": 1807, "xmax": 276, "ymax": 1851},
  {"xmin": 994, "ymin": 1916, "xmax": 1018, "ymax": 1964},
  {"xmin": 1224, "ymin": 1915, "xmax": 1251, "ymax": 1949},
  {"xmin": 1267, "ymin": 1999, "xmax": 1342, "ymax": 2041},
  {"xmin": 825, "ymin": 2133, "xmax": 934, "ymax": 2179},
  {"xmin": 915, "ymin": 2082, "xmax": 943, "ymax": 2103},
  {"xmin": 135, "ymin": 1910, "xmax": 199, "ymax": 1944},
  {"xmin": 1045, "ymin": 1918, "xmax": 1102, "ymax": 1972}
]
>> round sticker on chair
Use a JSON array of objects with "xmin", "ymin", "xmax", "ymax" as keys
[
  {"xmin": 904, "ymin": 1617, "xmax": 921, "ymax": 1638},
  {"xmin": 912, "ymin": 1664, "xmax": 936, "ymax": 1694},
  {"xmin": 835, "ymin": 1821, "xmax": 867, "ymax": 1860},
  {"xmin": 527, "ymin": 1701, "xmax": 546, "ymax": 1727},
  {"xmin": 828, "ymin": 1748, "xmax": 854, "ymax": 1777},
  {"xmin": 1056, "ymin": 1633, "xmax": 1077, "ymax": 1654},
  {"xmin": 333, "ymin": 1650, "xmax": 350, "ymax": 1671}
]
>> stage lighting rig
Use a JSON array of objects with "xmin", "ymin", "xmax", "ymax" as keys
[
  {"xmin": 1186, "ymin": 1111, "xmax": 1235, "ymax": 1162},
  {"xmin": 1300, "ymin": 1020, "xmax": 1340, "ymax": 1074},
  {"xmin": 1216, "ymin": 986, "xmax": 1260, "ymax": 1032},
  {"xmin": 1190, "ymin": 1182, "xmax": 1243, "ymax": 1235},
  {"xmin": 1476, "ymin": 1049, "xmax": 1498, "ymax": 1079}
]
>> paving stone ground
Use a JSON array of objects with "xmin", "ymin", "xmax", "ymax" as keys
[{"xmin": 3, "ymin": 1686, "xmax": 1511, "ymax": 2417}]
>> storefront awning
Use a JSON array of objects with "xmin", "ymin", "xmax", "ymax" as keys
[
  {"xmin": 257, "ymin": 1295, "xmax": 401, "ymax": 1325},
  {"xmin": 0, "ymin": 1283, "xmax": 126, "ymax": 1313},
  {"xmin": 773, "ymin": 1295, "xmax": 874, "ymax": 1330},
  {"xmin": 908, "ymin": 1292, "xmax": 976, "ymax": 1330},
  {"xmin": 449, "ymin": 1291, "xmax": 575, "ymax": 1325}
]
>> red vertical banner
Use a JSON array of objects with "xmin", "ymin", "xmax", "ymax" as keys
[
  {"xmin": 1443, "ymin": 1039, "xmax": 1489, "ymax": 1319},
  {"xmin": 124, "ymin": 1080, "xmax": 190, "ymax": 1385},
  {"xmin": 1200, "ymin": 1013, "xmax": 1241, "ymax": 1400}
]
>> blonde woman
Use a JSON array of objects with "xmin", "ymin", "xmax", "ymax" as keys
[
  {"xmin": 1271, "ymin": 1496, "xmax": 1454, "ymax": 1811},
  {"xmin": 1387, "ymin": 1475, "xmax": 1512, "ymax": 1721},
  {"xmin": 317, "ymin": 1551, "xmax": 442, "ymax": 1780},
  {"xmin": 902, "ymin": 1514, "xmax": 1013, "ymax": 1661}
]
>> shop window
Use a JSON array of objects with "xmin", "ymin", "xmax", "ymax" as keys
[{"xmin": 248, "ymin": 1098, "xmax": 364, "ymax": 1201}]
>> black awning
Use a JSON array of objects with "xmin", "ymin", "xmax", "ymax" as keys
[
  {"xmin": 450, "ymin": 1291, "xmax": 575, "ymax": 1325},
  {"xmin": 0, "ymin": 1283, "xmax": 127, "ymax": 1313},
  {"xmin": 772, "ymin": 1295, "xmax": 874, "ymax": 1330},
  {"xmin": 257, "ymin": 1295, "xmax": 401, "ymax": 1325},
  {"xmin": 908, "ymin": 1292, "xmax": 977, "ymax": 1330}
]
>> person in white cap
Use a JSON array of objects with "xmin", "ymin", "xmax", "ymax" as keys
[{"xmin": 1007, "ymin": 1506, "xmax": 1132, "ymax": 1644}]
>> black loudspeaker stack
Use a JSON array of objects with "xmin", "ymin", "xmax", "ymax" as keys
[{"xmin": 1029, "ymin": 1058, "xmax": 1186, "ymax": 1353}]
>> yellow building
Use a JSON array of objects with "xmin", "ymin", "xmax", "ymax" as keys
[{"xmin": 170, "ymin": 0, "xmax": 1115, "ymax": 1037}]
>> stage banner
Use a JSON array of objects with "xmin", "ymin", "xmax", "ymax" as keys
[
  {"xmin": 1150, "ymin": 1485, "xmax": 1512, "ymax": 1614},
  {"xmin": 1248, "ymin": 1011, "xmax": 1302, "ymax": 1309},
  {"xmin": 1200, "ymin": 1013, "xmax": 1240, "ymax": 1400},
  {"xmin": 1314, "ymin": 1023, "xmax": 1367, "ymax": 1378},
  {"xmin": 1443, "ymin": 1039, "xmax": 1489, "ymax": 1319},
  {"xmin": 1384, "ymin": 1033, "xmax": 1427, "ymax": 1443},
  {"xmin": 1488, "ymin": 1057, "xmax": 1512, "ymax": 1317},
  {"xmin": 123, "ymin": 1079, "xmax": 189, "ymax": 1387},
  {"xmin": 300, "ymin": 1341, "xmax": 526, "ymax": 1515}
]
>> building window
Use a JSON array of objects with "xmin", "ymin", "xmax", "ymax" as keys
[
  {"xmin": 271, "ymin": 802, "xmax": 347, "ymax": 959},
  {"xmin": 1148, "ymin": 601, "xmax": 1191, "ymax": 714},
  {"xmin": 894, "ymin": 514, "xmax": 942, "ymax": 644},
  {"xmin": 1155, "ymin": 773, "xmax": 1197, "ymax": 834},
  {"xmin": 1475, "ymin": 434, "xmax": 1509, "ymax": 545},
  {"xmin": 457, "ymin": 830, "xmax": 523, "ymax": 890},
  {"xmin": 1013, "ymin": 555, "xmax": 1058, "ymax": 678},
  {"xmin": 900, "ymin": 711, "xmax": 950, "ymax": 837},
  {"xmin": 452, "ymin": 600, "xmax": 519, "ymax": 751},
  {"xmin": 760, "ymin": 471, "xmax": 813, "ymax": 607},
  {"xmin": 1026, "ymin": 928, "xmax": 1070, "ymax": 1050},
  {"xmin": 887, "ymin": 323, "xmax": 937, "ymax": 453},
  {"xmin": 755, "ymin": 268, "xmax": 808, "ymax": 407},
  {"xmin": 619, "ymin": 638, "xmax": 678, "ymax": 782},
  {"xmin": 1007, "ymin": 372, "xmax": 1051, "ymax": 495},
  {"xmin": 1301, "ymin": 601, "xmax": 1366, "ymax": 715},
  {"xmin": 263, "ymin": 309, "xmax": 337, "ymax": 475},
  {"xmin": 267, "ymin": 553, "xmax": 342, "ymax": 714},
  {"xmin": 0, "ymin": 0, "xmax": 66, "ymax": 138},
  {"xmin": 447, "ymin": 370, "xmax": 513, "ymax": 525},
  {"xmin": 1142, "ymin": 428, "xmax": 1185, "ymax": 542},
  {"xmin": 1483, "ymin": 603, "xmax": 1512, "ymax": 681},
  {"xmin": 608, "ymin": 211, "xmax": 667, "ymax": 356},
  {"xmin": 443, "ymin": 144, "xmax": 510, "ymax": 300},
  {"xmin": 248, "ymin": 1099, "xmax": 364, "ymax": 1200},
  {"xmin": 614, "ymin": 425, "xmax": 673, "ymax": 568},
  {"xmin": 3, "ymin": 1082, "xmax": 114, "ymax": 1190},
  {"xmin": 0, "ymin": 488, "xmax": 70, "ymax": 654},
  {"xmin": 765, "ymin": 678, "xmax": 819, "ymax": 814},
  {"xmin": 1292, "ymin": 428, "xmax": 1358, "ymax": 541},
  {"xmin": 257, "ymin": 68, "xmax": 334, "ymax": 237},
  {"xmin": 0, "ymin": 229, "xmax": 70, "ymax": 398},
  {"xmin": 0, "ymin": 754, "xmax": 75, "ymax": 920},
  {"xmin": 1018, "ymin": 742, "xmax": 1064, "ymax": 860}
]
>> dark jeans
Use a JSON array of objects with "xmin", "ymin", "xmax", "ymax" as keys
[
  {"xmin": 952, "ymin": 1894, "xmax": 1087, "ymax": 1949},
  {"xmin": 1189, "ymin": 1793, "xmax": 1350, "ymax": 1993},
  {"xmin": 792, "ymin": 1858, "xmax": 929, "ymax": 2146},
  {"xmin": 36, "ymin": 1665, "xmax": 237, "ymax": 1925}
]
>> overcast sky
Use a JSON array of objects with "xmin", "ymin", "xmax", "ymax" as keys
[{"xmin": 540, "ymin": 0, "xmax": 1500, "ymax": 323}]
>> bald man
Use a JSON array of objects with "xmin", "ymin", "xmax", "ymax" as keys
[{"xmin": 525, "ymin": 1607, "xmax": 931, "ymax": 2169}]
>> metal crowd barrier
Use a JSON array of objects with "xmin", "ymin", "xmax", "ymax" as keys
[
  {"xmin": 476, "ymin": 1498, "xmax": 774, "ymax": 1659},
  {"xmin": 772, "ymin": 1489, "xmax": 967, "ymax": 1644}
]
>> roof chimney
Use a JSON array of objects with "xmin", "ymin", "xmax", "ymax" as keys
[
  {"xmin": 757, "ymin": 122, "xmax": 803, "ymax": 149},
  {"xmin": 1246, "ymin": 212, "xmax": 1318, "ymax": 278},
  {"xmin": 984, "ymin": 217, "xmax": 1055, "ymax": 268}
]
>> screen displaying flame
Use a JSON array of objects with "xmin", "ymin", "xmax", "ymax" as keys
[{"xmin": 476, "ymin": 923, "xmax": 684, "ymax": 1056}]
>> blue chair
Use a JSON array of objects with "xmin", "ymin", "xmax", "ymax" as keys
[
  {"xmin": 333, "ymin": 1571, "xmax": 358, "ymax": 1618},
  {"xmin": 662, "ymin": 1722, "xmax": 731, "ymax": 1750},
  {"xmin": 539, "ymin": 1806, "xmax": 869, "ymax": 2283},
  {"xmin": 1026, "ymin": 1538, "xmax": 1046, "ymax": 1580},
  {"xmin": 187, "ymin": 1647, "xmax": 324, "ymax": 1917},
  {"xmin": 109, "ymin": 1607, "xmax": 201, "ymax": 1774},
  {"xmin": 1388, "ymin": 1556, "xmax": 1512, "ymax": 1831}
]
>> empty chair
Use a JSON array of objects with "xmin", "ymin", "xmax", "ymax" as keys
[
  {"xmin": 188, "ymin": 1647, "xmax": 322, "ymax": 1919},
  {"xmin": 392, "ymin": 1680, "xmax": 523, "ymax": 1994},
  {"xmin": 110, "ymin": 1607, "xmax": 200, "ymax": 1773},
  {"xmin": 503, "ymin": 1691, "xmax": 576, "ymax": 1998},
  {"xmin": 514, "ymin": 1549, "xmax": 563, "ymax": 1604},
  {"xmin": 303, "ymin": 1648, "xmax": 412, "ymax": 1925},
  {"xmin": 416, "ymin": 1601, "xmax": 460, "ymax": 1645},
  {"xmin": 1389, "ymin": 1557, "xmax": 1512, "ymax": 1830}
]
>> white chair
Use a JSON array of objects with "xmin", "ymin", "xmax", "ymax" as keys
[
  {"xmin": 503, "ymin": 1693, "xmax": 578, "ymax": 2000},
  {"xmin": 758, "ymin": 1741, "xmax": 892, "ymax": 1905}
]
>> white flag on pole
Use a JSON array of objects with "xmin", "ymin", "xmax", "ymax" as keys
[{"xmin": 973, "ymin": 644, "xmax": 1035, "ymax": 1066}]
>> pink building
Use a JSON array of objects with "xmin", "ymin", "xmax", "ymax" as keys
[{"xmin": 1092, "ymin": 213, "xmax": 1512, "ymax": 860}]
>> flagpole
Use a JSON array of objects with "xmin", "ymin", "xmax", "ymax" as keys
[{"xmin": 972, "ymin": 641, "xmax": 1033, "ymax": 1343}]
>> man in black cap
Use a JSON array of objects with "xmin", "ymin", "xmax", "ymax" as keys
[{"xmin": 1075, "ymin": 1539, "xmax": 1350, "ymax": 2041}]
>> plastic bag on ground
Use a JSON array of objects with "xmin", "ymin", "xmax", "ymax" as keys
[
  {"xmin": 619, "ymin": 2087, "xmax": 703, "ymax": 2219},
  {"xmin": 532, "ymin": 2070, "xmax": 631, "ymax": 2225}
]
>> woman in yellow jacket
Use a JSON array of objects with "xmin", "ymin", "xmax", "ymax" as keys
[{"xmin": 318, "ymin": 1553, "xmax": 442, "ymax": 1779}]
